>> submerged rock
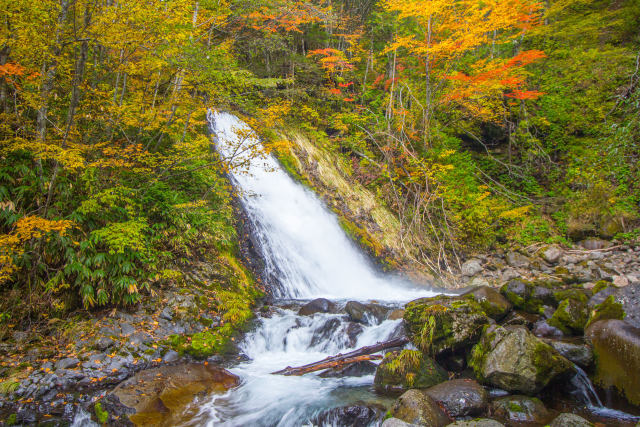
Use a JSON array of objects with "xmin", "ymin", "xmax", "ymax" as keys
[
  {"xmin": 312, "ymin": 404, "xmax": 384, "ymax": 427},
  {"xmin": 585, "ymin": 319, "xmax": 640, "ymax": 405},
  {"xmin": 404, "ymin": 296, "xmax": 490, "ymax": 355},
  {"xmin": 299, "ymin": 298, "xmax": 336, "ymax": 316},
  {"xmin": 374, "ymin": 350, "xmax": 448, "ymax": 394},
  {"xmin": 549, "ymin": 413, "xmax": 594, "ymax": 427},
  {"xmin": 388, "ymin": 389, "xmax": 451, "ymax": 426},
  {"xmin": 490, "ymin": 395, "xmax": 551, "ymax": 425},
  {"xmin": 469, "ymin": 325, "xmax": 574, "ymax": 394},
  {"xmin": 423, "ymin": 379, "xmax": 488, "ymax": 417}
]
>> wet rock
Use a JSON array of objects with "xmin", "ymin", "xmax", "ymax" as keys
[
  {"xmin": 298, "ymin": 298, "xmax": 336, "ymax": 316},
  {"xmin": 506, "ymin": 252, "xmax": 530, "ymax": 268},
  {"xmin": 461, "ymin": 259, "xmax": 483, "ymax": 277},
  {"xmin": 110, "ymin": 363, "xmax": 239, "ymax": 425},
  {"xmin": 490, "ymin": 395, "xmax": 551, "ymax": 425},
  {"xmin": 544, "ymin": 339, "xmax": 593, "ymax": 367},
  {"xmin": 463, "ymin": 286, "xmax": 512, "ymax": 321},
  {"xmin": 54, "ymin": 357, "xmax": 80, "ymax": 370},
  {"xmin": 374, "ymin": 350, "xmax": 448, "ymax": 394},
  {"xmin": 388, "ymin": 309, "xmax": 405, "ymax": 320},
  {"xmin": 388, "ymin": 389, "xmax": 451, "ymax": 426},
  {"xmin": 541, "ymin": 246, "xmax": 562, "ymax": 264},
  {"xmin": 319, "ymin": 361, "xmax": 377, "ymax": 378},
  {"xmin": 446, "ymin": 420, "xmax": 505, "ymax": 427},
  {"xmin": 381, "ymin": 418, "xmax": 416, "ymax": 427},
  {"xmin": 502, "ymin": 311, "xmax": 539, "ymax": 329},
  {"xmin": 548, "ymin": 296, "xmax": 589, "ymax": 335},
  {"xmin": 469, "ymin": 325, "xmax": 574, "ymax": 394},
  {"xmin": 345, "ymin": 301, "xmax": 388, "ymax": 324},
  {"xmin": 313, "ymin": 404, "xmax": 384, "ymax": 427},
  {"xmin": 585, "ymin": 319, "xmax": 640, "ymax": 405},
  {"xmin": 423, "ymin": 379, "xmax": 488, "ymax": 417},
  {"xmin": 311, "ymin": 318, "xmax": 342, "ymax": 347},
  {"xmin": 549, "ymin": 413, "xmax": 594, "ymax": 427},
  {"xmin": 613, "ymin": 283, "xmax": 640, "ymax": 328},
  {"xmin": 345, "ymin": 322, "xmax": 365, "ymax": 347},
  {"xmin": 404, "ymin": 296, "xmax": 490, "ymax": 355},
  {"xmin": 500, "ymin": 279, "xmax": 555, "ymax": 314},
  {"xmin": 586, "ymin": 295, "xmax": 625, "ymax": 329}
]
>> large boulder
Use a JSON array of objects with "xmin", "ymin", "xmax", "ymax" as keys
[
  {"xmin": 423, "ymin": 379, "xmax": 488, "ymax": 417},
  {"xmin": 388, "ymin": 389, "xmax": 451, "ymax": 426},
  {"xmin": 469, "ymin": 325, "xmax": 574, "ymax": 394},
  {"xmin": 298, "ymin": 298, "xmax": 335, "ymax": 316},
  {"xmin": 500, "ymin": 279, "xmax": 555, "ymax": 314},
  {"xmin": 549, "ymin": 413, "xmax": 594, "ymax": 427},
  {"xmin": 446, "ymin": 420, "xmax": 504, "ymax": 427},
  {"xmin": 463, "ymin": 286, "xmax": 513, "ymax": 321},
  {"xmin": 544, "ymin": 339, "xmax": 593, "ymax": 368},
  {"xmin": 506, "ymin": 252, "xmax": 530, "ymax": 268},
  {"xmin": 585, "ymin": 319, "xmax": 640, "ymax": 405},
  {"xmin": 541, "ymin": 245, "xmax": 563, "ymax": 264},
  {"xmin": 374, "ymin": 350, "xmax": 448, "ymax": 394},
  {"xmin": 490, "ymin": 395, "xmax": 551, "ymax": 425},
  {"xmin": 404, "ymin": 296, "xmax": 490, "ymax": 355},
  {"xmin": 461, "ymin": 259, "xmax": 483, "ymax": 277},
  {"xmin": 312, "ymin": 404, "xmax": 384, "ymax": 427}
]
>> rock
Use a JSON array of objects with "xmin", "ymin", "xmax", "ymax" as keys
[
  {"xmin": 382, "ymin": 418, "xmax": 417, "ymax": 427},
  {"xmin": 388, "ymin": 389, "xmax": 451, "ymax": 426},
  {"xmin": 586, "ymin": 295, "xmax": 625, "ymax": 329},
  {"xmin": 469, "ymin": 325, "xmax": 574, "ymax": 394},
  {"xmin": 463, "ymin": 286, "xmax": 512, "ymax": 321},
  {"xmin": 461, "ymin": 259, "xmax": 483, "ymax": 277},
  {"xmin": 54, "ymin": 357, "xmax": 80, "ymax": 370},
  {"xmin": 469, "ymin": 277, "xmax": 490, "ymax": 288},
  {"xmin": 404, "ymin": 295, "xmax": 490, "ymax": 355},
  {"xmin": 388, "ymin": 309, "xmax": 405, "ymax": 320},
  {"xmin": 110, "ymin": 364, "xmax": 239, "ymax": 425},
  {"xmin": 612, "ymin": 283, "xmax": 640, "ymax": 328},
  {"xmin": 298, "ymin": 298, "xmax": 336, "ymax": 316},
  {"xmin": 549, "ymin": 413, "xmax": 594, "ymax": 427},
  {"xmin": 490, "ymin": 395, "xmax": 551, "ymax": 425},
  {"xmin": 160, "ymin": 306, "xmax": 173, "ymax": 321},
  {"xmin": 162, "ymin": 350, "xmax": 180, "ymax": 363},
  {"xmin": 532, "ymin": 320, "xmax": 565, "ymax": 338},
  {"xmin": 374, "ymin": 350, "xmax": 448, "ymax": 394},
  {"xmin": 613, "ymin": 275, "xmax": 630, "ymax": 287},
  {"xmin": 502, "ymin": 311, "xmax": 540, "ymax": 329},
  {"xmin": 506, "ymin": 252, "xmax": 530, "ymax": 268},
  {"xmin": 500, "ymin": 279, "xmax": 555, "ymax": 314},
  {"xmin": 548, "ymin": 297, "xmax": 589, "ymax": 335},
  {"xmin": 345, "ymin": 301, "xmax": 388, "ymax": 324},
  {"xmin": 446, "ymin": 420, "xmax": 505, "ymax": 427},
  {"xmin": 319, "ymin": 360, "xmax": 377, "ymax": 378},
  {"xmin": 580, "ymin": 239, "xmax": 610, "ymax": 250},
  {"xmin": 313, "ymin": 404, "xmax": 384, "ymax": 427},
  {"xmin": 501, "ymin": 268, "xmax": 519, "ymax": 282},
  {"xmin": 345, "ymin": 322, "xmax": 365, "ymax": 347},
  {"xmin": 423, "ymin": 379, "xmax": 488, "ymax": 417},
  {"xmin": 544, "ymin": 339, "xmax": 593, "ymax": 367},
  {"xmin": 311, "ymin": 318, "xmax": 343, "ymax": 347},
  {"xmin": 541, "ymin": 246, "xmax": 563, "ymax": 264},
  {"xmin": 585, "ymin": 319, "xmax": 640, "ymax": 405}
]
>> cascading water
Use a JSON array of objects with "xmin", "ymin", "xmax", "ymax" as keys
[{"xmin": 174, "ymin": 111, "xmax": 441, "ymax": 426}]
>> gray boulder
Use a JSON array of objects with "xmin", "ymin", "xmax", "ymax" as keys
[
  {"xmin": 490, "ymin": 395, "xmax": 551, "ymax": 425},
  {"xmin": 298, "ymin": 298, "xmax": 335, "ymax": 316},
  {"xmin": 388, "ymin": 389, "xmax": 451, "ymax": 426},
  {"xmin": 424, "ymin": 379, "xmax": 488, "ymax": 417},
  {"xmin": 461, "ymin": 259, "xmax": 483, "ymax": 277}
]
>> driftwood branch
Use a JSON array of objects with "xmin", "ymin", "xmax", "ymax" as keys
[{"xmin": 272, "ymin": 337, "xmax": 409, "ymax": 376}]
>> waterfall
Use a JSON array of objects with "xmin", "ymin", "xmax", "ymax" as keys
[{"xmin": 208, "ymin": 110, "xmax": 431, "ymax": 301}]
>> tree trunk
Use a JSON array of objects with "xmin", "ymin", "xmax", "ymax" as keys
[{"xmin": 272, "ymin": 337, "xmax": 408, "ymax": 376}]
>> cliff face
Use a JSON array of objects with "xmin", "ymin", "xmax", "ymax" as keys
[{"xmin": 274, "ymin": 129, "xmax": 440, "ymax": 286}]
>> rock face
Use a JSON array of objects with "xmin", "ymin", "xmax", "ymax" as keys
[
  {"xmin": 469, "ymin": 325, "xmax": 574, "ymax": 394},
  {"xmin": 549, "ymin": 413, "xmax": 594, "ymax": 427},
  {"xmin": 404, "ymin": 296, "xmax": 490, "ymax": 355},
  {"xmin": 423, "ymin": 379, "xmax": 488, "ymax": 417},
  {"xmin": 298, "ymin": 298, "xmax": 335, "ymax": 316},
  {"xmin": 107, "ymin": 363, "xmax": 239, "ymax": 426},
  {"xmin": 388, "ymin": 389, "xmax": 451, "ymax": 426},
  {"xmin": 585, "ymin": 319, "xmax": 640, "ymax": 405},
  {"xmin": 490, "ymin": 395, "xmax": 551, "ymax": 425},
  {"xmin": 313, "ymin": 404, "xmax": 384, "ymax": 427},
  {"xmin": 374, "ymin": 350, "xmax": 448, "ymax": 394},
  {"xmin": 463, "ymin": 286, "xmax": 513, "ymax": 321}
]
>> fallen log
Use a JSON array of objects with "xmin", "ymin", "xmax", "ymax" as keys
[{"xmin": 272, "ymin": 336, "xmax": 409, "ymax": 376}]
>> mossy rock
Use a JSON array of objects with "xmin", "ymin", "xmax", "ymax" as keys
[
  {"xmin": 586, "ymin": 295, "xmax": 625, "ymax": 329},
  {"xmin": 387, "ymin": 389, "xmax": 450, "ymax": 426},
  {"xmin": 491, "ymin": 396, "xmax": 551, "ymax": 425},
  {"xmin": 592, "ymin": 280, "xmax": 611, "ymax": 295},
  {"xmin": 462, "ymin": 286, "xmax": 513, "ymax": 321},
  {"xmin": 500, "ymin": 279, "xmax": 555, "ymax": 314},
  {"xmin": 374, "ymin": 350, "xmax": 448, "ymax": 394},
  {"xmin": 548, "ymin": 297, "xmax": 589, "ymax": 335},
  {"xmin": 469, "ymin": 325, "xmax": 574, "ymax": 394},
  {"xmin": 404, "ymin": 296, "xmax": 490, "ymax": 355}
]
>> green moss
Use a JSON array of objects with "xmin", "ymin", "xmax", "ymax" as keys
[
  {"xmin": 374, "ymin": 350, "xmax": 447, "ymax": 392},
  {"xmin": 532, "ymin": 340, "xmax": 572, "ymax": 381},
  {"xmin": 508, "ymin": 402, "xmax": 524, "ymax": 412},
  {"xmin": 586, "ymin": 295, "xmax": 625, "ymax": 329},
  {"xmin": 95, "ymin": 402, "xmax": 108, "ymax": 424},
  {"xmin": 554, "ymin": 289, "xmax": 588, "ymax": 304},
  {"xmin": 6, "ymin": 414, "xmax": 17, "ymax": 426},
  {"xmin": 592, "ymin": 280, "xmax": 611, "ymax": 294},
  {"xmin": 548, "ymin": 297, "xmax": 589, "ymax": 334},
  {"xmin": 0, "ymin": 380, "xmax": 19, "ymax": 395}
]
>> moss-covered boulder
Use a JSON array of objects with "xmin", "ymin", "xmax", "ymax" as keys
[
  {"xmin": 586, "ymin": 295, "xmax": 625, "ymax": 328},
  {"xmin": 387, "ymin": 389, "xmax": 451, "ymax": 426},
  {"xmin": 469, "ymin": 325, "xmax": 574, "ymax": 394},
  {"xmin": 549, "ymin": 413, "xmax": 594, "ymax": 427},
  {"xmin": 548, "ymin": 296, "xmax": 589, "ymax": 335},
  {"xmin": 490, "ymin": 396, "xmax": 551, "ymax": 425},
  {"xmin": 404, "ymin": 296, "xmax": 490, "ymax": 355},
  {"xmin": 462, "ymin": 286, "xmax": 512, "ymax": 321},
  {"xmin": 374, "ymin": 350, "xmax": 448, "ymax": 394},
  {"xmin": 446, "ymin": 420, "xmax": 505, "ymax": 427},
  {"xmin": 585, "ymin": 319, "xmax": 640, "ymax": 406},
  {"xmin": 500, "ymin": 279, "xmax": 555, "ymax": 314},
  {"xmin": 423, "ymin": 379, "xmax": 488, "ymax": 417}
]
